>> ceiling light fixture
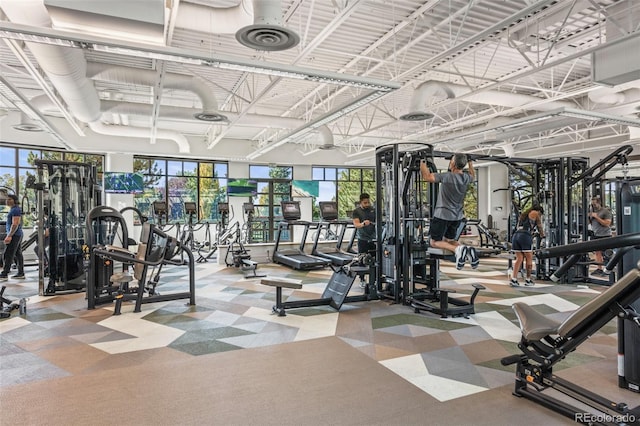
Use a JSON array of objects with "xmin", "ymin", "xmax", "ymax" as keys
[
  {"xmin": 246, "ymin": 92, "xmax": 386, "ymax": 160},
  {"xmin": 0, "ymin": 21, "xmax": 400, "ymax": 93},
  {"xmin": 408, "ymin": 107, "xmax": 640, "ymax": 148}
]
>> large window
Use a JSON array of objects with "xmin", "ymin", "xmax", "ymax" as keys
[
  {"xmin": 0, "ymin": 144, "xmax": 103, "ymax": 227},
  {"xmin": 133, "ymin": 156, "xmax": 228, "ymax": 223},
  {"xmin": 311, "ymin": 166, "xmax": 375, "ymax": 219},
  {"xmin": 250, "ymin": 165, "xmax": 292, "ymax": 241}
]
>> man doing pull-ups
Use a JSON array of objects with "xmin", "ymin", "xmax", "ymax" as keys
[{"xmin": 420, "ymin": 154, "xmax": 478, "ymax": 270}]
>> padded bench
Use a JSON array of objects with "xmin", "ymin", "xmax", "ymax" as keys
[{"xmin": 260, "ymin": 277, "xmax": 303, "ymax": 316}]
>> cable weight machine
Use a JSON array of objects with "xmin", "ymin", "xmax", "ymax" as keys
[{"xmin": 34, "ymin": 160, "xmax": 100, "ymax": 295}]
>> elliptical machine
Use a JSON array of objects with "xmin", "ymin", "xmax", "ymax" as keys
[{"xmin": 196, "ymin": 202, "xmax": 231, "ymax": 262}]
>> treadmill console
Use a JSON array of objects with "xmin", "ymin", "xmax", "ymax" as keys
[
  {"xmin": 152, "ymin": 201, "xmax": 167, "ymax": 217},
  {"xmin": 319, "ymin": 201, "xmax": 338, "ymax": 221},
  {"xmin": 218, "ymin": 202, "xmax": 229, "ymax": 214},
  {"xmin": 281, "ymin": 201, "xmax": 301, "ymax": 221},
  {"xmin": 243, "ymin": 202, "xmax": 254, "ymax": 214},
  {"xmin": 184, "ymin": 201, "xmax": 197, "ymax": 215}
]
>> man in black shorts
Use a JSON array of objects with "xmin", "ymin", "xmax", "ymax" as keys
[
  {"xmin": 352, "ymin": 193, "xmax": 376, "ymax": 255},
  {"xmin": 420, "ymin": 154, "xmax": 478, "ymax": 270}
]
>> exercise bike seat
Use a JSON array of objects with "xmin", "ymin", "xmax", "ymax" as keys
[{"xmin": 512, "ymin": 302, "xmax": 562, "ymax": 341}]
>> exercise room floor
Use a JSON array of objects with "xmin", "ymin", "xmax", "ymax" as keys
[{"xmin": 1, "ymin": 256, "xmax": 638, "ymax": 425}]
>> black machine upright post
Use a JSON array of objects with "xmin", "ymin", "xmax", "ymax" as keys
[{"xmin": 616, "ymin": 178, "xmax": 640, "ymax": 392}]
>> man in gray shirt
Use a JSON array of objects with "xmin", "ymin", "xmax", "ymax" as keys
[
  {"xmin": 420, "ymin": 153, "xmax": 476, "ymax": 270},
  {"xmin": 588, "ymin": 196, "xmax": 612, "ymax": 276}
]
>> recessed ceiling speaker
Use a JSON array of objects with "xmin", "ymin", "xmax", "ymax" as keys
[{"xmin": 236, "ymin": 1, "xmax": 299, "ymax": 51}]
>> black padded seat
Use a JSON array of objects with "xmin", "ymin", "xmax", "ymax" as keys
[
  {"xmin": 512, "ymin": 303, "xmax": 562, "ymax": 341},
  {"xmin": 427, "ymin": 247, "xmax": 454, "ymax": 256},
  {"xmin": 558, "ymin": 267, "xmax": 640, "ymax": 337},
  {"xmin": 512, "ymin": 268, "xmax": 640, "ymax": 342}
]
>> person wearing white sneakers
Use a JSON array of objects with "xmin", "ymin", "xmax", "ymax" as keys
[
  {"xmin": 420, "ymin": 153, "xmax": 477, "ymax": 270},
  {"xmin": 510, "ymin": 205, "xmax": 545, "ymax": 286}
]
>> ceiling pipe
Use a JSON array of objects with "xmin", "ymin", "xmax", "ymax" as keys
[
  {"xmin": 589, "ymin": 86, "xmax": 640, "ymax": 107},
  {"xmin": 317, "ymin": 125, "xmax": 335, "ymax": 149},
  {"xmin": 401, "ymin": 80, "xmax": 574, "ymax": 121},
  {"xmin": 0, "ymin": 0, "xmax": 101, "ymax": 123},
  {"xmin": 89, "ymin": 121, "xmax": 190, "ymax": 154},
  {"xmin": 175, "ymin": 0, "xmax": 253, "ymax": 35},
  {"xmin": 30, "ymin": 94, "xmax": 305, "ymax": 129},
  {"xmin": 0, "ymin": 0, "xmax": 192, "ymax": 153},
  {"xmin": 86, "ymin": 63, "xmax": 226, "ymax": 122},
  {"xmin": 99, "ymin": 100, "xmax": 304, "ymax": 128}
]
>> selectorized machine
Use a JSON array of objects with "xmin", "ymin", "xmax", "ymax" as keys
[
  {"xmin": 34, "ymin": 160, "xmax": 100, "ymax": 295},
  {"xmin": 85, "ymin": 206, "xmax": 195, "ymax": 313}
]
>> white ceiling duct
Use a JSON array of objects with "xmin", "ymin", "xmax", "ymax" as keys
[
  {"xmin": 86, "ymin": 63, "xmax": 226, "ymax": 122},
  {"xmin": 44, "ymin": 0, "xmax": 165, "ymax": 44},
  {"xmin": 89, "ymin": 121, "xmax": 190, "ymax": 154},
  {"xmin": 235, "ymin": 0, "xmax": 299, "ymax": 51},
  {"xmin": 175, "ymin": 0, "xmax": 253, "ymax": 35},
  {"xmin": 0, "ymin": 0, "xmax": 192, "ymax": 153},
  {"xmin": 99, "ymin": 100, "xmax": 303, "ymax": 129},
  {"xmin": 401, "ymin": 80, "xmax": 574, "ymax": 121},
  {"xmin": 0, "ymin": 0, "xmax": 101, "ymax": 123},
  {"xmin": 316, "ymin": 125, "xmax": 335, "ymax": 150},
  {"xmin": 589, "ymin": 86, "xmax": 640, "ymax": 107},
  {"xmin": 13, "ymin": 112, "xmax": 44, "ymax": 132},
  {"xmin": 399, "ymin": 81, "xmax": 455, "ymax": 121}
]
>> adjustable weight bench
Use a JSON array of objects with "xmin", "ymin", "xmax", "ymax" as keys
[
  {"xmin": 501, "ymin": 266, "xmax": 640, "ymax": 425},
  {"xmin": 409, "ymin": 247, "xmax": 485, "ymax": 318}
]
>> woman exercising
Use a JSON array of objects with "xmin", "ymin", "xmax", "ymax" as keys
[{"xmin": 510, "ymin": 205, "xmax": 545, "ymax": 286}]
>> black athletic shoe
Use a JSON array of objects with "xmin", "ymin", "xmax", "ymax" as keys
[
  {"xmin": 524, "ymin": 279, "xmax": 535, "ymax": 286},
  {"xmin": 0, "ymin": 273, "xmax": 7, "ymax": 281},
  {"xmin": 510, "ymin": 278, "xmax": 520, "ymax": 287},
  {"xmin": 468, "ymin": 247, "xmax": 479, "ymax": 269},
  {"xmin": 12, "ymin": 273, "xmax": 25, "ymax": 279}
]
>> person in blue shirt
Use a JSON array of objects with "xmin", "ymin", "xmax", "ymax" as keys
[
  {"xmin": 1, "ymin": 194, "xmax": 25, "ymax": 280},
  {"xmin": 420, "ymin": 153, "xmax": 478, "ymax": 270}
]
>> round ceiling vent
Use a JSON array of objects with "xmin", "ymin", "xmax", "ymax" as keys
[
  {"xmin": 236, "ymin": 24, "xmax": 300, "ymax": 51},
  {"xmin": 13, "ymin": 122, "xmax": 43, "ymax": 132},
  {"xmin": 193, "ymin": 112, "xmax": 228, "ymax": 122},
  {"xmin": 399, "ymin": 112, "xmax": 434, "ymax": 121},
  {"xmin": 318, "ymin": 144, "xmax": 337, "ymax": 150}
]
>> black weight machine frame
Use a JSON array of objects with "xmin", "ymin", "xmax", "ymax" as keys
[
  {"xmin": 502, "ymin": 234, "xmax": 640, "ymax": 425},
  {"xmin": 86, "ymin": 207, "xmax": 195, "ymax": 312},
  {"xmin": 375, "ymin": 143, "xmax": 485, "ymax": 318},
  {"xmin": 34, "ymin": 160, "xmax": 100, "ymax": 295}
]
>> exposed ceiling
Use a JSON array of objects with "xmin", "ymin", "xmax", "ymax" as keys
[{"xmin": 0, "ymin": 0, "xmax": 639, "ymax": 165}]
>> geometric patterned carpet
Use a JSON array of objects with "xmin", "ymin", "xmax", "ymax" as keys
[{"xmin": 1, "ymin": 255, "xmax": 623, "ymax": 409}]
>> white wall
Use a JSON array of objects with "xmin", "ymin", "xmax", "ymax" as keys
[
  {"xmin": 486, "ymin": 163, "xmax": 510, "ymax": 231},
  {"xmin": 104, "ymin": 153, "xmax": 137, "ymax": 237}
]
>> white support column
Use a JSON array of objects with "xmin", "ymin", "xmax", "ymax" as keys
[{"xmin": 104, "ymin": 153, "xmax": 135, "ymax": 234}]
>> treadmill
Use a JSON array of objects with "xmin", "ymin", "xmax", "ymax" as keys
[
  {"xmin": 311, "ymin": 201, "xmax": 355, "ymax": 266},
  {"xmin": 272, "ymin": 201, "xmax": 330, "ymax": 270}
]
